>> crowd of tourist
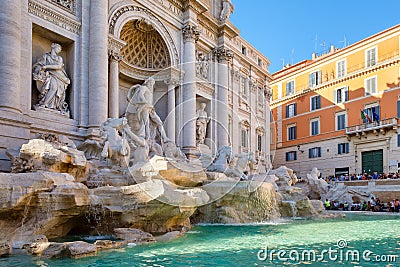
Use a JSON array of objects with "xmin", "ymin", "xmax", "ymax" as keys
[
  {"xmin": 324, "ymin": 172, "xmax": 400, "ymax": 182},
  {"xmin": 324, "ymin": 197, "xmax": 400, "ymax": 212}
]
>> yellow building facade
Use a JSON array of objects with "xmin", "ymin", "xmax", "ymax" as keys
[{"xmin": 270, "ymin": 24, "xmax": 400, "ymax": 178}]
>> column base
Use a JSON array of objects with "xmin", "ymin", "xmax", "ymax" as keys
[{"xmin": 182, "ymin": 146, "xmax": 199, "ymax": 160}]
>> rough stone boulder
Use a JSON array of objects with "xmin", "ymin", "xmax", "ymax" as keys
[
  {"xmin": 0, "ymin": 243, "xmax": 10, "ymax": 257},
  {"xmin": 67, "ymin": 241, "xmax": 97, "ymax": 258},
  {"xmin": 193, "ymin": 181, "xmax": 280, "ymax": 224},
  {"xmin": 6, "ymin": 138, "xmax": 87, "ymax": 180},
  {"xmin": 127, "ymin": 156, "xmax": 168, "ymax": 184},
  {"xmin": 128, "ymin": 156, "xmax": 208, "ymax": 187},
  {"xmin": 250, "ymin": 173, "xmax": 279, "ymax": 191},
  {"xmin": 26, "ymin": 241, "xmax": 51, "ymax": 255},
  {"xmin": 0, "ymin": 172, "xmax": 91, "ymax": 245},
  {"xmin": 303, "ymin": 168, "xmax": 329, "ymax": 199},
  {"xmin": 41, "ymin": 241, "xmax": 96, "ymax": 258},
  {"xmin": 154, "ymin": 231, "xmax": 183, "ymax": 242},
  {"xmin": 92, "ymin": 180, "xmax": 197, "ymax": 234},
  {"xmin": 94, "ymin": 240, "xmax": 127, "ymax": 251},
  {"xmin": 41, "ymin": 243, "xmax": 68, "ymax": 258},
  {"xmin": 158, "ymin": 181, "xmax": 210, "ymax": 207},
  {"xmin": 310, "ymin": 199, "xmax": 325, "ymax": 213},
  {"xmin": 324, "ymin": 183, "xmax": 373, "ymax": 204},
  {"xmin": 280, "ymin": 199, "xmax": 322, "ymax": 218},
  {"xmin": 159, "ymin": 162, "xmax": 208, "ymax": 187},
  {"xmin": 270, "ymin": 166, "xmax": 298, "ymax": 188},
  {"xmin": 114, "ymin": 228, "xmax": 155, "ymax": 244}
]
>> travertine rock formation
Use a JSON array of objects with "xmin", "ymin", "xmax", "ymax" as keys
[
  {"xmin": 6, "ymin": 138, "xmax": 87, "ymax": 179},
  {"xmin": 193, "ymin": 181, "xmax": 280, "ymax": 224},
  {"xmin": 303, "ymin": 167, "xmax": 329, "ymax": 199}
]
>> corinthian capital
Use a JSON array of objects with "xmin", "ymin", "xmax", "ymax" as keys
[
  {"xmin": 264, "ymin": 86, "xmax": 272, "ymax": 100},
  {"xmin": 164, "ymin": 78, "xmax": 181, "ymax": 87},
  {"xmin": 108, "ymin": 50, "xmax": 123, "ymax": 62},
  {"xmin": 214, "ymin": 47, "xmax": 233, "ymax": 63},
  {"xmin": 182, "ymin": 24, "xmax": 200, "ymax": 43}
]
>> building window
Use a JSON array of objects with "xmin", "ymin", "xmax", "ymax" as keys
[
  {"xmin": 398, "ymin": 134, "xmax": 400, "ymax": 147},
  {"xmin": 338, "ymin": 143, "xmax": 350, "ymax": 154},
  {"xmin": 366, "ymin": 47, "xmax": 377, "ymax": 67},
  {"xmin": 258, "ymin": 58, "xmax": 263, "ymax": 67},
  {"xmin": 336, "ymin": 112, "xmax": 347, "ymax": 131},
  {"xmin": 335, "ymin": 86, "xmax": 349, "ymax": 103},
  {"xmin": 286, "ymin": 103, "xmax": 297, "ymax": 118},
  {"xmin": 241, "ymin": 128, "xmax": 249, "ymax": 147},
  {"xmin": 257, "ymin": 134, "xmax": 263, "ymax": 151},
  {"xmin": 286, "ymin": 80, "xmax": 295, "ymax": 96},
  {"xmin": 309, "ymin": 70, "xmax": 322, "ymax": 88},
  {"xmin": 365, "ymin": 76, "xmax": 377, "ymax": 95},
  {"xmin": 240, "ymin": 77, "xmax": 247, "ymax": 95},
  {"xmin": 397, "ymin": 99, "xmax": 400, "ymax": 118},
  {"xmin": 336, "ymin": 60, "xmax": 346, "ymax": 78},
  {"xmin": 310, "ymin": 95, "xmax": 321, "ymax": 111},
  {"xmin": 363, "ymin": 106, "xmax": 380, "ymax": 123},
  {"xmin": 286, "ymin": 151, "xmax": 297, "ymax": 161},
  {"xmin": 241, "ymin": 46, "xmax": 247, "ymax": 55},
  {"xmin": 270, "ymin": 110, "xmax": 273, "ymax": 122},
  {"xmin": 287, "ymin": 124, "xmax": 297, "ymax": 141},
  {"xmin": 309, "ymin": 147, "xmax": 322, "ymax": 158},
  {"xmin": 310, "ymin": 118, "xmax": 320, "ymax": 136}
]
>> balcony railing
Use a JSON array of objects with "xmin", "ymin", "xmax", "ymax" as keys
[{"xmin": 346, "ymin": 117, "xmax": 398, "ymax": 135}]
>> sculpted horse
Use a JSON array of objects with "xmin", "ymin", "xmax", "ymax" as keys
[
  {"xmin": 225, "ymin": 151, "xmax": 257, "ymax": 180},
  {"xmin": 207, "ymin": 146, "xmax": 234, "ymax": 172},
  {"xmin": 100, "ymin": 118, "xmax": 131, "ymax": 167}
]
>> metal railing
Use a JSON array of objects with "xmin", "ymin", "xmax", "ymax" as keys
[
  {"xmin": 346, "ymin": 50, "xmax": 398, "ymax": 75},
  {"xmin": 346, "ymin": 117, "xmax": 398, "ymax": 134}
]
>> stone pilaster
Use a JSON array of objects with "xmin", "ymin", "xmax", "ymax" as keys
[
  {"xmin": 214, "ymin": 47, "xmax": 233, "ymax": 147},
  {"xmin": 164, "ymin": 78, "xmax": 180, "ymax": 142},
  {"xmin": 88, "ymin": 1, "xmax": 108, "ymax": 130},
  {"xmin": 0, "ymin": 1, "xmax": 21, "ymax": 112},
  {"xmin": 108, "ymin": 51, "xmax": 123, "ymax": 119},
  {"xmin": 181, "ymin": 24, "xmax": 199, "ymax": 156},
  {"xmin": 264, "ymin": 84, "xmax": 272, "ymax": 169}
]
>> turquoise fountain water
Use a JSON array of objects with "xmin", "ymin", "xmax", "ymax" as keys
[{"xmin": 2, "ymin": 213, "xmax": 400, "ymax": 267}]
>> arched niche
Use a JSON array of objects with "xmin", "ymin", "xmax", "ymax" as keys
[{"xmin": 108, "ymin": 5, "xmax": 179, "ymax": 72}]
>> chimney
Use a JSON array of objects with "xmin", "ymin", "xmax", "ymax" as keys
[{"xmin": 312, "ymin": 52, "xmax": 316, "ymax": 60}]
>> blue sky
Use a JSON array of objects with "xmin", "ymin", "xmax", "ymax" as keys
[{"xmin": 230, "ymin": 0, "xmax": 400, "ymax": 74}]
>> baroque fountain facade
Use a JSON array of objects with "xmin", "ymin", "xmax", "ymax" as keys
[{"xmin": 0, "ymin": 0, "xmax": 333, "ymax": 258}]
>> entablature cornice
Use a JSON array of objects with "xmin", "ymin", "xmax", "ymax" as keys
[
  {"xmin": 183, "ymin": 0, "xmax": 208, "ymax": 15},
  {"xmin": 28, "ymin": 0, "xmax": 81, "ymax": 35},
  {"xmin": 271, "ymin": 57, "xmax": 400, "ymax": 107}
]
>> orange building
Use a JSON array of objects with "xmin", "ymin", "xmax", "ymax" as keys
[{"xmin": 270, "ymin": 24, "xmax": 400, "ymax": 178}]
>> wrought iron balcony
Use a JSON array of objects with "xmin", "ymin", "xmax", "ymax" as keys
[{"xmin": 345, "ymin": 117, "xmax": 398, "ymax": 136}]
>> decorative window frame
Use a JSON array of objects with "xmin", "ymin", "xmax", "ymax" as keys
[
  {"xmin": 310, "ymin": 117, "xmax": 320, "ymax": 136},
  {"xmin": 335, "ymin": 111, "xmax": 347, "ymax": 131}
]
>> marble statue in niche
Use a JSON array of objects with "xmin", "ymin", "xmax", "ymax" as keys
[
  {"xmin": 196, "ymin": 52, "xmax": 209, "ymax": 79},
  {"xmin": 126, "ymin": 77, "xmax": 170, "ymax": 157},
  {"xmin": 196, "ymin": 102, "xmax": 210, "ymax": 145},
  {"xmin": 32, "ymin": 43, "xmax": 70, "ymax": 115}
]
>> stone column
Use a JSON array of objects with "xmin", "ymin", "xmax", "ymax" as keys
[
  {"xmin": 181, "ymin": 24, "xmax": 199, "ymax": 156},
  {"xmin": 108, "ymin": 51, "xmax": 123, "ymax": 118},
  {"xmin": 88, "ymin": 1, "xmax": 109, "ymax": 130},
  {"xmin": 0, "ymin": 1, "xmax": 21, "ymax": 112},
  {"xmin": 215, "ymin": 47, "xmax": 233, "ymax": 147},
  {"xmin": 264, "ymin": 85, "xmax": 273, "ymax": 169},
  {"xmin": 164, "ymin": 79, "xmax": 179, "ymax": 142}
]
